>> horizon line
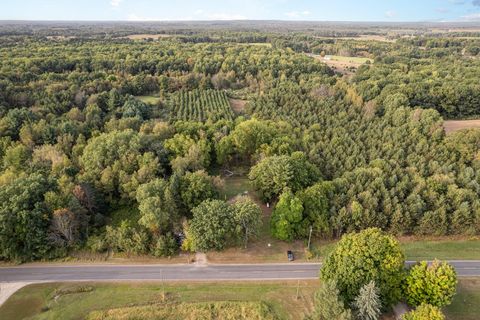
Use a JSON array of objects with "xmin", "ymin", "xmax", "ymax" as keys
[{"xmin": 1, "ymin": 19, "xmax": 480, "ymax": 24}]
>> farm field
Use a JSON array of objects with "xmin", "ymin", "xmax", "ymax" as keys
[{"xmin": 443, "ymin": 120, "xmax": 480, "ymax": 134}]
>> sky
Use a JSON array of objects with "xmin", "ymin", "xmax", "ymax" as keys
[{"xmin": 2, "ymin": 0, "xmax": 480, "ymax": 22}]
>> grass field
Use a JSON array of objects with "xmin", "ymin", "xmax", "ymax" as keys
[
  {"xmin": 0, "ymin": 281, "xmax": 318, "ymax": 320},
  {"xmin": 1, "ymin": 279, "xmax": 479, "ymax": 320},
  {"xmin": 136, "ymin": 95, "xmax": 162, "ymax": 105},
  {"xmin": 309, "ymin": 54, "xmax": 373, "ymax": 75},
  {"xmin": 88, "ymin": 301, "xmax": 277, "ymax": 320},
  {"xmin": 220, "ymin": 175, "xmax": 253, "ymax": 200},
  {"xmin": 327, "ymin": 55, "xmax": 373, "ymax": 64}
]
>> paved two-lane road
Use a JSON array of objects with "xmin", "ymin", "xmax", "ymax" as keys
[{"xmin": 1, "ymin": 261, "xmax": 480, "ymax": 283}]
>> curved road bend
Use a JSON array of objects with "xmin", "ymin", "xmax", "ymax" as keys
[{"xmin": 1, "ymin": 261, "xmax": 480, "ymax": 282}]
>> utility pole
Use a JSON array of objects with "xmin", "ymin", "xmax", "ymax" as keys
[
  {"xmin": 161, "ymin": 270, "xmax": 166, "ymax": 302},
  {"xmin": 307, "ymin": 226, "xmax": 313, "ymax": 251},
  {"xmin": 295, "ymin": 280, "xmax": 300, "ymax": 300}
]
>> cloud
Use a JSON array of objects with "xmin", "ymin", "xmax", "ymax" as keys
[
  {"xmin": 449, "ymin": 0, "xmax": 465, "ymax": 4},
  {"xmin": 436, "ymin": 8, "xmax": 450, "ymax": 13},
  {"xmin": 194, "ymin": 9, "xmax": 204, "ymax": 15},
  {"xmin": 284, "ymin": 10, "xmax": 311, "ymax": 18},
  {"xmin": 110, "ymin": 0, "xmax": 122, "ymax": 7},
  {"xmin": 473, "ymin": 0, "xmax": 480, "ymax": 6},
  {"xmin": 462, "ymin": 12, "xmax": 480, "ymax": 19},
  {"xmin": 385, "ymin": 10, "xmax": 396, "ymax": 18}
]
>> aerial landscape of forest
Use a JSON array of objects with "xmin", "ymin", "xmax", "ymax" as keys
[{"xmin": 2, "ymin": 1, "xmax": 480, "ymax": 319}]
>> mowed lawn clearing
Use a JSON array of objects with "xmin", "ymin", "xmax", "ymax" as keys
[{"xmin": 0, "ymin": 281, "xmax": 318, "ymax": 320}]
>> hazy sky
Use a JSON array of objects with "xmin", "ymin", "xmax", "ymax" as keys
[{"xmin": 2, "ymin": 0, "xmax": 480, "ymax": 22}]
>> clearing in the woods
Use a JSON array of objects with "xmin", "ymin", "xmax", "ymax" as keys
[{"xmin": 443, "ymin": 120, "xmax": 480, "ymax": 134}]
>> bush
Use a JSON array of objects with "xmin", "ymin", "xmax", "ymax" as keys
[
  {"xmin": 320, "ymin": 228, "xmax": 405, "ymax": 307},
  {"xmin": 152, "ymin": 233, "xmax": 179, "ymax": 257},
  {"xmin": 403, "ymin": 260, "xmax": 457, "ymax": 307},
  {"xmin": 86, "ymin": 235, "xmax": 108, "ymax": 253},
  {"xmin": 401, "ymin": 304, "xmax": 445, "ymax": 320},
  {"xmin": 310, "ymin": 280, "xmax": 352, "ymax": 320},
  {"xmin": 105, "ymin": 221, "xmax": 150, "ymax": 255}
]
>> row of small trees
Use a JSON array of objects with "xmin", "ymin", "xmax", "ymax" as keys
[{"xmin": 169, "ymin": 89, "xmax": 234, "ymax": 122}]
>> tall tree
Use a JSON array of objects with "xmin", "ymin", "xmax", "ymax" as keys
[
  {"xmin": 136, "ymin": 178, "xmax": 177, "ymax": 233},
  {"xmin": 231, "ymin": 196, "xmax": 262, "ymax": 248},
  {"xmin": 321, "ymin": 228, "xmax": 405, "ymax": 307},
  {"xmin": 270, "ymin": 188, "xmax": 304, "ymax": 241},
  {"xmin": 189, "ymin": 200, "xmax": 235, "ymax": 251},
  {"xmin": 0, "ymin": 173, "xmax": 52, "ymax": 261}
]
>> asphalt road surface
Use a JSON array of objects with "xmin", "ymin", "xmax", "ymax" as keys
[{"xmin": 1, "ymin": 261, "xmax": 480, "ymax": 283}]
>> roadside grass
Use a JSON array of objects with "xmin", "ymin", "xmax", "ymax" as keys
[
  {"xmin": 444, "ymin": 278, "xmax": 480, "ymax": 320},
  {"xmin": 0, "ymin": 281, "xmax": 318, "ymax": 320},
  {"xmin": 401, "ymin": 238, "xmax": 480, "ymax": 261},
  {"xmin": 1, "ymin": 280, "xmax": 479, "ymax": 320},
  {"xmin": 310, "ymin": 238, "xmax": 480, "ymax": 261}
]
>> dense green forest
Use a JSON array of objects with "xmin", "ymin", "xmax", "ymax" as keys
[{"xmin": 1, "ymin": 24, "xmax": 480, "ymax": 261}]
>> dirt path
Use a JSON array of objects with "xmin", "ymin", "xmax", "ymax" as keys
[
  {"xmin": 443, "ymin": 120, "xmax": 480, "ymax": 134},
  {"xmin": 194, "ymin": 252, "xmax": 208, "ymax": 266},
  {"xmin": 0, "ymin": 282, "xmax": 32, "ymax": 306}
]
